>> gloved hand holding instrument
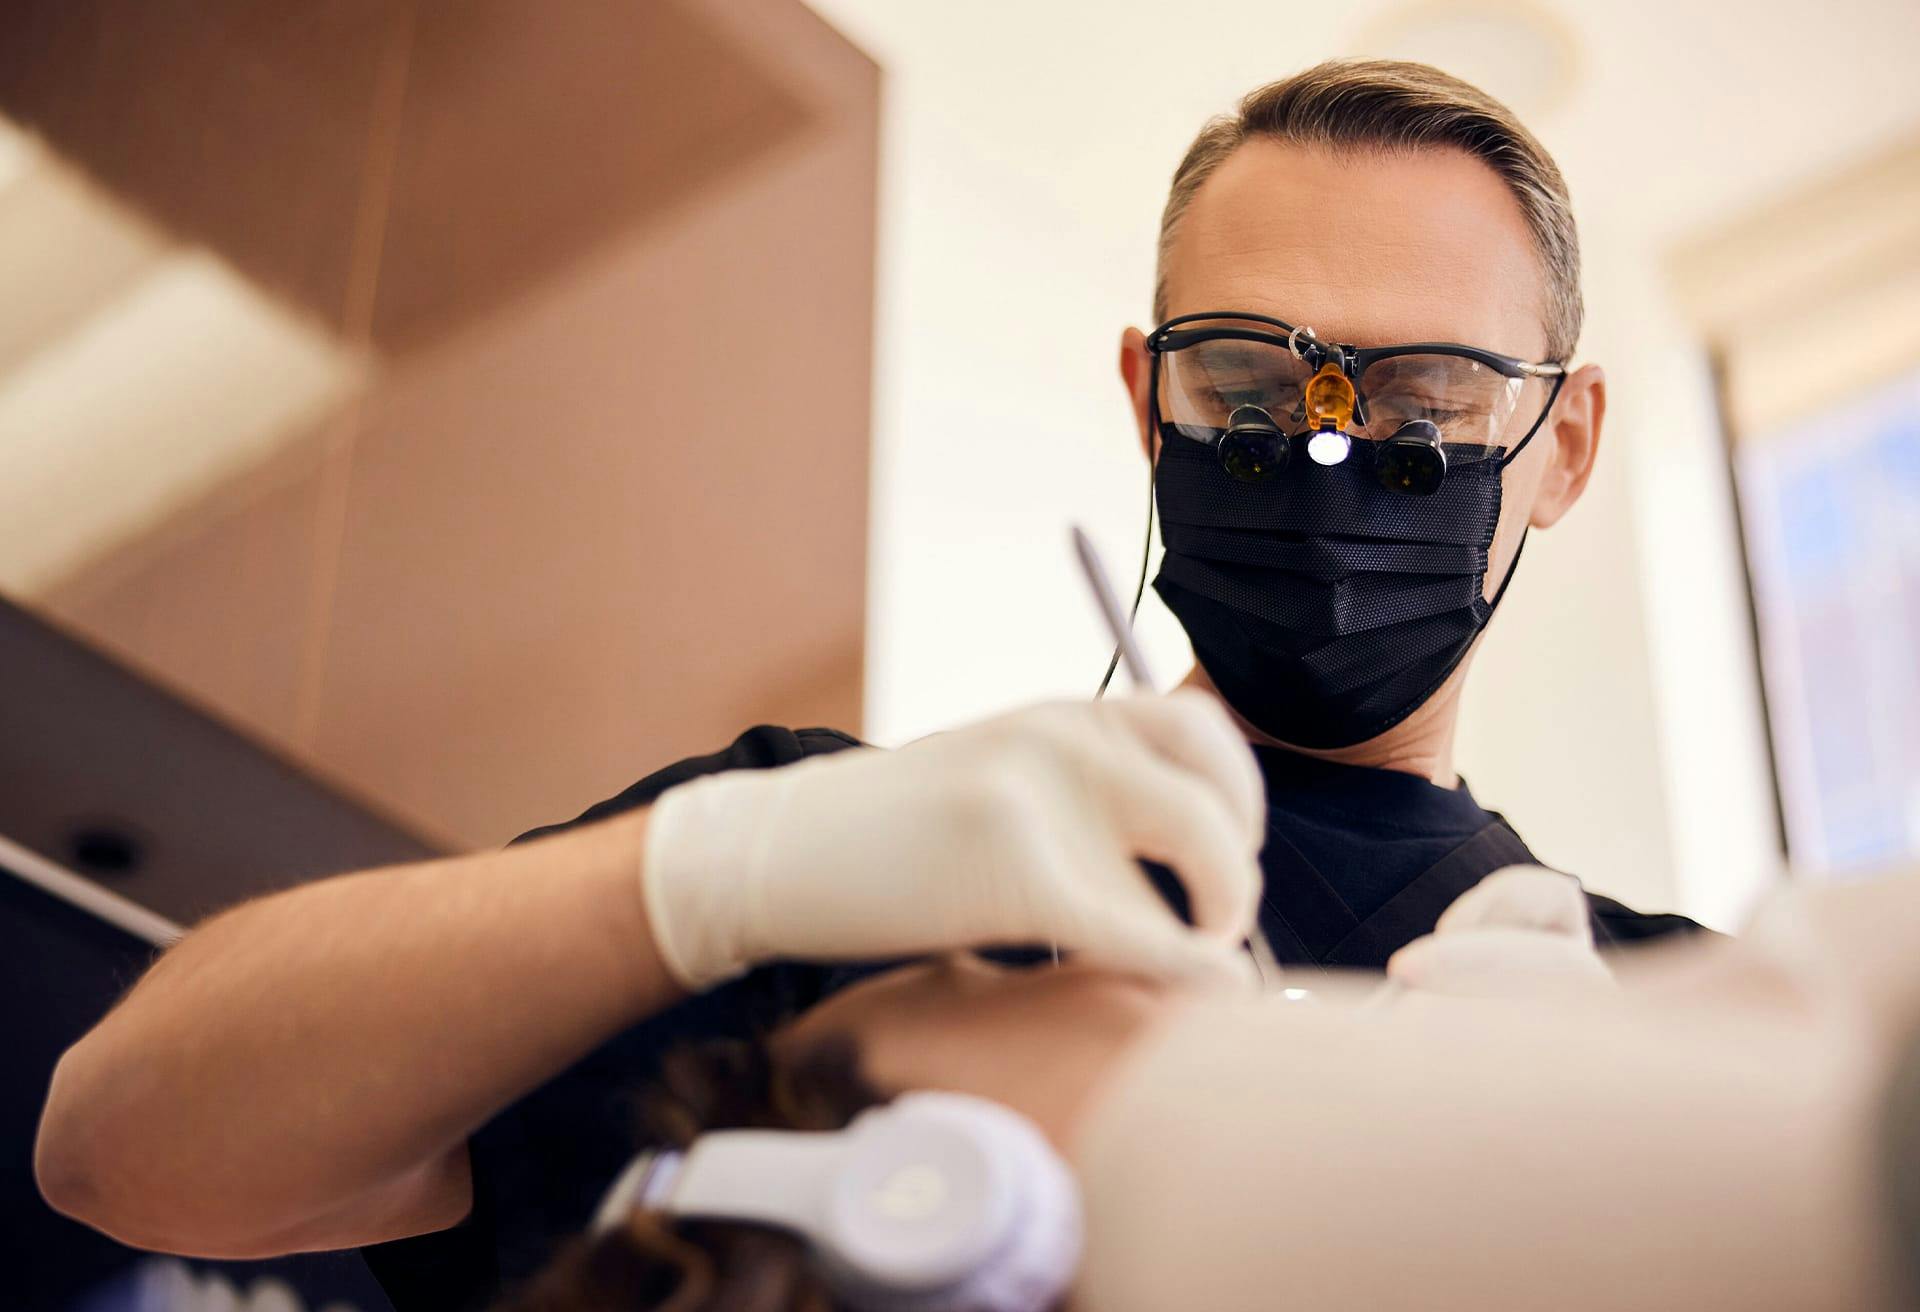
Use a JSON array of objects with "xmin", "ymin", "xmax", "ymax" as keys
[{"xmin": 643, "ymin": 690, "xmax": 1268, "ymax": 990}]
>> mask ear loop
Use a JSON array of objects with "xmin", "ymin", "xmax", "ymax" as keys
[
  {"xmin": 1481, "ymin": 370, "xmax": 1568, "ymax": 609},
  {"xmin": 1096, "ymin": 355, "xmax": 1164, "ymax": 698},
  {"xmin": 1095, "ymin": 325, "xmax": 1348, "ymax": 695}
]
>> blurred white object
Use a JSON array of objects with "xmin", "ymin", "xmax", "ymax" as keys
[
  {"xmin": 108, "ymin": 1258, "xmax": 365, "ymax": 1312},
  {"xmin": 1384, "ymin": 865, "xmax": 1615, "ymax": 1000}
]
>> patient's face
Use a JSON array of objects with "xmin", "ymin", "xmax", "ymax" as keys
[{"xmin": 777, "ymin": 955, "xmax": 1194, "ymax": 1151}]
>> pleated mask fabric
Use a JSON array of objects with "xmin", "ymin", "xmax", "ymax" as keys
[{"xmin": 1151, "ymin": 431, "xmax": 1514, "ymax": 749}]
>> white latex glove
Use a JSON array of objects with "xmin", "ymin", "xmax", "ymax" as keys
[
  {"xmin": 641, "ymin": 691, "xmax": 1266, "ymax": 991},
  {"xmin": 1385, "ymin": 864, "xmax": 1614, "ymax": 1000}
]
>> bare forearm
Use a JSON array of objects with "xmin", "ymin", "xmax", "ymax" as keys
[{"xmin": 37, "ymin": 809, "xmax": 676, "ymax": 1253}]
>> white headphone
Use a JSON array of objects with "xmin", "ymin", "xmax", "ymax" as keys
[{"xmin": 590, "ymin": 1090, "xmax": 1082, "ymax": 1312}]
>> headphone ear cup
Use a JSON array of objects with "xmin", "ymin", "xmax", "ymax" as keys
[
  {"xmin": 951, "ymin": 1108, "xmax": 1082, "ymax": 1312},
  {"xmin": 1376, "ymin": 419, "xmax": 1448, "ymax": 495},
  {"xmin": 815, "ymin": 1092, "xmax": 1083, "ymax": 1312},
  {"xmin": 1218, "ymin": 405, "xmax": 1289, "ymax": 483}
]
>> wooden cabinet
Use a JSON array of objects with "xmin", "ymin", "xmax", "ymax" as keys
[{"xmin": 1, "ymin": 0, "xmax": 879, "ymax": 849}]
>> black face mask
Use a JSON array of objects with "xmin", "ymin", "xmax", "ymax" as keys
[{"xmin": 1152, "ymin": 433, "xmax": 1526, "ymax": 750}]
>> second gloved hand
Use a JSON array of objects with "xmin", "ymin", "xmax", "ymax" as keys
[
  {"xmin": 1385, "ymin": 865, "xmax": 1614, "ymax": 1000},
  {"xmin": 641, "ymin": 692, "xmax": 1267, "ymax": 991}
]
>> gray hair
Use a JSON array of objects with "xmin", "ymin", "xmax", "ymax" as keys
[{"xmin": 1155, "ymin": 58, "xmax": 1583, "ymax": 361}]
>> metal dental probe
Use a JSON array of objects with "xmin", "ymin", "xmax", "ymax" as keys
[{"xmin": 1071, "ymin": 525, "xmax": 1285, "ymax": 989}]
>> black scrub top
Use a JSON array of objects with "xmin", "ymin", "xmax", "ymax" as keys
[{"xmin": 362, "ymin": 724, "xmax": 1703, "ymax": 1311}]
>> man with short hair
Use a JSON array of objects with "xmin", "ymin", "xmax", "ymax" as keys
[
  {"xmin": 1110, "ymin": 60, "xmax": 1694, "ymax": 964},
  {"xmin": 36, "ymin": 60, "xmax": 1700, "ymax": 1310}
]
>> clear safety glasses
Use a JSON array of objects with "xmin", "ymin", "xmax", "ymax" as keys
[{"xmin": 1148, "ymin": 311, "xmax": 1566, "ymax": 493}]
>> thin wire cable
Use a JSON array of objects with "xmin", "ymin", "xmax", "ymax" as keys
[
  {"xmin": 1077, "ymin": 437, "xmax": 1158, "ymax": 965},
  {"xmin": 1094, "ymin": 446, "xmax": 1160, "ymax": 698}
]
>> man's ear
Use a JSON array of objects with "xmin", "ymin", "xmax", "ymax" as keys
[
  {"xmin": 1118, "ymin": 326, "xmax": 1156, "ymax": 462},
  {"xmin": 1529, "ymin": 363, "xmax": 1605, "ymax": 529}
]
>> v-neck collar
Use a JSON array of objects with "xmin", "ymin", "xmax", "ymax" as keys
[
  {"xmin": 1251, "ymin": 744, "xmax": 1519, "ymax": 967},
  {"xmin": 1253, "ymin": 743, "xmax": 1492, "ymax": 837}
]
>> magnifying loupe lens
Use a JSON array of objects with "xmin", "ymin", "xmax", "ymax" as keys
[
  {"xmin": 1219, "ymin": 429, "xmax": 1285, "ymax": 482},
  {"xmin": 1376, "ymin": 421, "xmax": 1447, "ymax": 495},
  {"xmin": 1219, "ymin": 405, "xmax": 1288, "ymax": 482}
]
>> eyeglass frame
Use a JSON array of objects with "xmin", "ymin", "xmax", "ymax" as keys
[{"xmin": 1144, "ymin": 309, "xmax": 1566, "ymax": 443}]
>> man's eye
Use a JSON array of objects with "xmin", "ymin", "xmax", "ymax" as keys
[
  {"xmin": 1202, "ymin": 384, "xmax": 1267, "ymax": 408},
  {"xmin": 1203, "ymin": 381, "xmax": 1306, "ymax": 411},
  {"xmin": 1379, "ymin": 397, "xmax": 1472, "ymax": 423}
]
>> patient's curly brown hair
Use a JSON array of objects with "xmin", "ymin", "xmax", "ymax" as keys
[{"xmin": 492, "ymin": 1035, "xmax": 884, "ymax": 1312}]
